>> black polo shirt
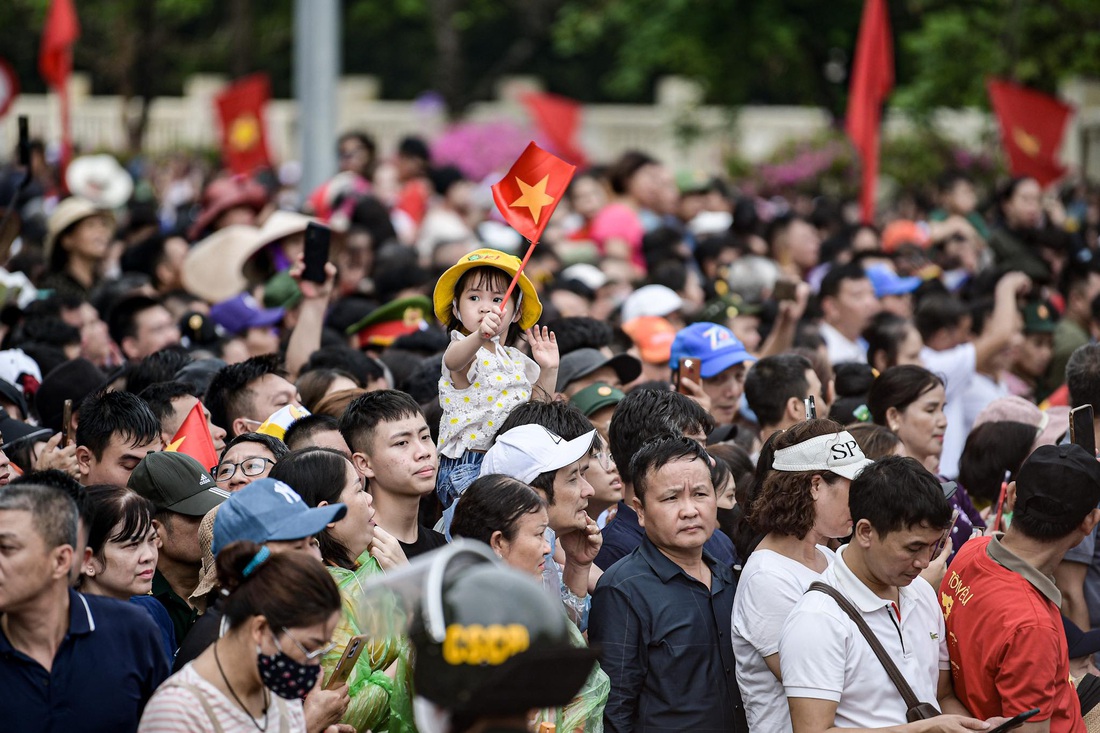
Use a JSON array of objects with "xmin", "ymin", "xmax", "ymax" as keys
[
  {"xmin": 0, "ymin": 589, "xmax": 169, "ymax": 733},
  {"xmin": 152, "ymin": 570, "xmax": 199, "ymax": 645},
  {"xmin": 589, "ymin": 537, "xmax": 747, "ymax": 733}
]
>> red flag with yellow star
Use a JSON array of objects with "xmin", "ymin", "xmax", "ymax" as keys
[
  {"xmin": 987, "ymin": 79, "xmax": 1073, "ymax": 187},
  {"xmin": 166, "ymin": 401, "xmax": 219, "ymax": 473},
  {"xmin": 491, "ymin": 142, "xmax": 576, "ymax": 244},
  {"xmin": 215, "ymin": 74, "xmax": 272, "ymax": 175}
]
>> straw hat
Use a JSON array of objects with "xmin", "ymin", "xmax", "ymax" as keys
[
  {"xmin": 433, "ymin": 248, "xmax": 541, "ymax": 330},
  {"xmin": 189, "ymin": 504, "xmax": 221, "ymax": 610},
  {"xmin": 65, "ymin": 154, "xmax": 133, "ymax": 209},
  {"xmin": 182, "ymin": 224, "xmax": 261, "ymax": 304},
  {"xmin": 44, "ymin": 197, "xmax": 114, "ymax": 264},
  {"xmin": 252, "ymin": 210, "xmax": 315, "ymax": 253}
]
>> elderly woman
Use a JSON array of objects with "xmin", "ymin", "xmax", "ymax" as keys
[
  {"xmin": 452, "ymin": 473, "xmax": 610, "ymax": 732},
  {"xmin": 731, "ymin": 419, "xmax": 872, "ymax": 733}
]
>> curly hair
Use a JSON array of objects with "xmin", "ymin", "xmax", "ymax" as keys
[{"xmin": 744, "ymin": 418, "xmax": 845, "ymax": 539}]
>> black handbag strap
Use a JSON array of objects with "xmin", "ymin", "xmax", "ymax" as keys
[{"xmin": 808, "ymin": 581, "xmax": 922, "ymax": 710}]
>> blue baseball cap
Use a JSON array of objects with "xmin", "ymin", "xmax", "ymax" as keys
[
  {"xmin": 865, "ymin": 265, "xmax": 921, "ymax": 298},
  {"xmin": 212, "ymin": 478, "xmax": 347, "ymax": 555},
  {"xmin": 669, "ymin": 322, "xmax": 754, "ymax": 379}
]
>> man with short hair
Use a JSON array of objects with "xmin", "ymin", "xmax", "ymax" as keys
[
  {"xmin": 595, "ymin": 388, "xmax": 737, "ymax": 570},
  {"xmin": 945, "ymin": 444, "xmax": 1100, "ymax": 733},
  {"xmin": 0, "ymin": 483, "xmax": 168, "ymax": 731},
  {"xmin": 590, "ymin": 436, "xmax": 747, "ymax": 732},
  {"xmin": 75, "ymin": 389, "xmax": 164, "ymax": 487},
  {"xmin": 780, "ymin": 456, "xmax": 990, "ymax": 731},
  {"xmin": 139, "ymin": 380, "xmax": 227, "ymax": 455},
  {"xmin": 107, "ymin": 294, "xmax": 182, "ymax": 362},
  {"xmin": 204, "ymin": 354, "xmax": 301, "ymax": 438},
  {"xmin": 1048, "ymin": 261, "xmax": 1100, "ymax": 390},
  {"xmin": 744, "ymin": 353, "xmax": 824, "ymax": 443},
  {"xmin": 128, "ymin": 451, "xmax": 227, "ymax": 645},
  {"xmin": 340, "ymin": 390, "xmax": 445, "ymax": 558},
  {"xmin": 818, "ymin": 262, "xmax": 880, "ymax": 366},
  {"xmin": 669, "ymin": 321, "xmax": 754, "ymax": 426},
  {"xmin": 283, "ymin": 413, "xmax": 351, "ymax": 456}
]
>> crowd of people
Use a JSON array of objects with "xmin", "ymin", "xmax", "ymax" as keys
[{"xmin": 1, "ymin": 127, "xmax": 1100, "ymax": 733}]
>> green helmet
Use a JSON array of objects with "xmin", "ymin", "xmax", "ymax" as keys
[{"xmin": 357, "ymin": 541, "xmax": 596, "ymax": 717}]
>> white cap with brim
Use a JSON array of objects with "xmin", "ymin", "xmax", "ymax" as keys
[
  {"xmin": 479, "ymin": 425, "xmax": 597, "ymax": 484},
  {"xmin": 771, "ymin": 430, "xmax": 873, "ymax": 481}
]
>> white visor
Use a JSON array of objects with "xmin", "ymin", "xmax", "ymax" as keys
[{"xmin": 770, "ymin": 430, "xmax": 873, "ymax": 480}]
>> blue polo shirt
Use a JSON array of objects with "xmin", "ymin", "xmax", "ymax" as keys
[
  {"xmin": 594, "ymin": 500, "xmax": 738, "ymax": 571},
  {"xmin": 0, "ymin": 588, "xmax": 170, "ymax": 733}
]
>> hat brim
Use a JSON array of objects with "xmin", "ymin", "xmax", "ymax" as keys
[
  {"xmin": 877, "ymin": 276, "xmax": 922, "ymax": 297},
  {"xmin": 830, "ymin": 457, "xmax": 874, "ymax": 481},
  {"xmin": 0, "ymin": 425, "xmax": 53, "ymax": 450},
  {"xmin": 566, "ymin": 353, "xmax": 642, "ymax": 389},
  {"xmin": 267, "ymin": 503, "xmax": 348, "ymax": 542},
  {"xmin": 699, "ymin": 348, "xmax": 754, "ymax": 379},
  {"xmin": 182, "ymin": 225, "xmax": 262, "ymax": 303},
  {"xmin": 166, "ymin": 486, "xmax": 231, "ymax": 517},
  {"xmin": 243, "ymin": 306, "xmax": 286, "ymax": 330},
  {"xmin": 433, "ymin": 249, "xmax": 542, "ymax": 330},
  {"xmin": 531, "ymin": 429, "xmax": 597, "ymax": 481}
]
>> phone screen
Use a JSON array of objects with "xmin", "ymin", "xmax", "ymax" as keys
[{"xmin": 302, "ymin": 222, "xmax": 331, "ymax": 284}]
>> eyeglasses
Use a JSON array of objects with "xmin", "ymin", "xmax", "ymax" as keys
[
  {"xmin": 213, "ymin": 457, "xmax": 276, "ymax": 483},
  {"xmin": 595, "ymin": 450, "xmax": 616, "ymax": 472},
  {"xmin": 274, "ymin": 626, "xmax": 338, "ymax": 661}
]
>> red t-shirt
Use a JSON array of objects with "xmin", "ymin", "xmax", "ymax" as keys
[{"xmin": 940, "ymin": 535, "xmax": 1084, "ymax": 732}]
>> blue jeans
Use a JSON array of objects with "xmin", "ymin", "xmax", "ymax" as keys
[{"xmin": 436, "ymin": 451, "xmax": 485, "ymax": 509}]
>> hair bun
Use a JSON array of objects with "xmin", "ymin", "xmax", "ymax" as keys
[{"xmin": 215, "ymin": 540, "xmax": 267, "ymax": 594}]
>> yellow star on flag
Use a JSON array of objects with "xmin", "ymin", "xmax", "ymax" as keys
[
  {"xmin": 165, "ymin": 436, "xmax": 185, "ymax": 452},
  {"xmin": 509, "ymin": 175, "xmax": 555, "ymax": 225}
]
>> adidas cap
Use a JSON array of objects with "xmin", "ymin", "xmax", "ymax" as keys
[{"xmin": 128, "ymin": 451, "xmax": 228, "ymax": 516}]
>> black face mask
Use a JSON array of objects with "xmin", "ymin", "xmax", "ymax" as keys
[
  {"xmin": 257, "ymin": 646, "xmax": 320, "ymax": 700},
  {"xmin": 716, "ymin": 506, "xmax": 736, "ymax": 535}
]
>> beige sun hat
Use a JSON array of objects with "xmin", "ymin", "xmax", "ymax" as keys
[
  {"xmin": 44, "ymin": 197, "xmax": 114, "ymax": 264},
  {"xmin": 182, "ymin": 224, "xmax": 262, "ymax": 304},
  {"xmin": 253, "ymin": 210, "xmax": 315, "ymax": 252},
  {"xmin": 189, "ymin": 504, "xmax": 221, "ymax": 611}
]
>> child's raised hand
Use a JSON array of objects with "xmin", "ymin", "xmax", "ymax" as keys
[
  {"xmin": 526, "ymin": 326, "xmax": 559, "ymax": 370},
  {"xmin": 480, "ymin": 309, "xmax": 504, "ymax": 340}
]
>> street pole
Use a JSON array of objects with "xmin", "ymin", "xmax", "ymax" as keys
[{"xmin": 294, "ymin": 0, "xmax": 339, "ymax": 197}]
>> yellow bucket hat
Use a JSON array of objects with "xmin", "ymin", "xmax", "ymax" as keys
[{"xmin": 433, "ymin": 248, "xmax": 542, "ymax": 331}]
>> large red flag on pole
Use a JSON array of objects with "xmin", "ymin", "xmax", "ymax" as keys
[
  {"xmin": 845, "ymin": 0, "xmax": 893, "ymax": 224},
  {"xmin": 987, "ymin": 79, "xmax": 1073, "ymax": 187},
  {"xmin": 490, "ymin": 142, "xmax": 577, "ymax": 307},
  {"xmin": 521, "ymin": 92, "xmax": 588, "ymax": 169},
  {"xmin": 214, "ymin": 74, "xmax": 273, "ymax": 175},
  {"xmin": 39, "ymin": 0, "xmax": 80, "ymax": 172}
]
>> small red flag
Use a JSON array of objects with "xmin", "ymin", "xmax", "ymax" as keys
[
  {"xmin": 166, "ymin": 401, "xmax": 219, "ymax": 473},
  {"xmin": 39, "ymin": 0, "xmax": 80, "ymax": 90},
  {"xmin": 987, "ymin": 79, "xmax": 1073, "ymax": 187},
  {"xmin": 521, "ymin": 92, "xmax": 588, "ymax": 169},
  {"xmin": 845, "ymin": 0, "xmax": 893, "ymax": 224},
  {"xmin": 490, "ymin": 142, "xmax": 576, "ymax": 244},
  {"xmin": 214, "ymin": 74, "xmax": 273, "ymax": 176}
]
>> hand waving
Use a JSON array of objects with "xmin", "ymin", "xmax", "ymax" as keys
[{"xmin": 526, "ymin": 326, "xmax": 559, "ymax": 371}]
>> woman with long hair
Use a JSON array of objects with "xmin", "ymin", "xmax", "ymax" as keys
[{"xmin": 270, "ymin": 447, "xmax": 415, "ymax": 733}]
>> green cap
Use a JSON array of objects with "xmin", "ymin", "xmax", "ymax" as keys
[
  {"xmin": 698, "ymin": 292, "xmax": 763, "ymax": 325},
  {"xmin": 1022, "ymin": 301, "xmax": 1057, "ymax": 334},
  {"xmin": 263, "ymin": 271, "xmax": 303, "ymax": 310},
  {"xmin": 569, "ymin": 382, "xmax": 626, "ymax": 417},
  {"xmin": 128, "ymin": 452, "xmax": 227, "ymax": 516},
  {"xmin": 346, "ymin": 295, "xmax": 432, "ymax": 348}
]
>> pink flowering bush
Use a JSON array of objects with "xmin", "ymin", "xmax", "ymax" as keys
[{"xmin": 431, "ymin": 120, "xmax": 532, "ymax": 182}]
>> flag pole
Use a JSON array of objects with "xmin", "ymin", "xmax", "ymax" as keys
[{"xmin": 499, "ymin": 238, "xmax": 536, "ymax": 315}]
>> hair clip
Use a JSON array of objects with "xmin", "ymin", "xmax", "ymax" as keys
[{"xmin": 243, "ymin": 545, "xmax": 271, "ymax": 578}]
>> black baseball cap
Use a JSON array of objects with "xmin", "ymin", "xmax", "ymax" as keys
[
  {"xmin": 555, "ymin": 349, "xmax": 641, "ymax": 393},
  {"xmin": 128, "ymin": 451, "xmax": 228, "ymax": 516},
  {"xmin": 1015, "ymin": 443, "xmax": 1100, "ymax": 525}
]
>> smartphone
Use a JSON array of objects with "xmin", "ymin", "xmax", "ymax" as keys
[
  {"xmin": 61, "ymin": 399, "xmax": 73, "ymax": 448},
  {"xmin": 931, "ymin": 508, "xmax": 959, "ymax": 561},
  {"xmin": 302, "ymin": 222, "xmax": 332, "ymax": 284},
  {"xmin": 988, "ymin": 708, "xmax": 1040, "ymax": 733},
  {"xmin": 324, "ymin": 635, "xmax": 367, "ymax": 690},
  {"xmin": 676, "ymin": 358, "xmax": 700, "ymax": 394},
  {"xmin": 1070, "ymin": 405, "xmax": 1096, "ymax": 457},
  {"xmin": 804, "ymin": 395, "xmax": 816, "ymax": 420},
  {"xmin": 773, "ymin": 279, "xmax": 798, "ymax": 302}
]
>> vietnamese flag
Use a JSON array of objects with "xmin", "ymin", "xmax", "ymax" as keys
[
  {"xmin": 166, "ymin": 401, "xmax": 219, "ymax": 472},
  {"xmin": 214, "ymin": 74, "xmax": 273, "ymax": 175},
  {"xmin": 521, "ymin": 92, "xmax": 588, "ymax": 169},
  {"xmin": 845, "ymin": 0, "xmax": 893, "ymax": 224},
  {"xmin": 39, "ymin": 0, "xmax": 79, "ymax": 89},
  {"xmin": 987, "ymin": 79, "xmax": 1073, "ymax": 187},
  {"xmin": 491, "ymin": 142, "xmax": 576, "ymax": 244}
]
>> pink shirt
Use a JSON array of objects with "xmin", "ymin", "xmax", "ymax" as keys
[{"xmin": 590, "ymin": 202, "xmax": 646, "ymax": 270}]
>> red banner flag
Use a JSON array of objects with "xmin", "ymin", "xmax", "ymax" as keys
[
  {"xmin": 214, "ymin": 74, "xmax": 273, "ymax": 175},
  {"xmin": 521, "ymin": 92, "xmax": 588, "ymax": 169},
  {"xmin": 166, "ymin": 401, "xmax": 219, "ymax": 473},
  {"xmin": 845, "ymin": 0, "xmax": 893, "ymax": 224},
  {"xmin": 39, "ymin": 0, "xmax": 79, "ymax": 89},
  {"xmin": 987, "ymin": 79, "xmax": 1074, "ymax": 187},
  {"xmin": 491, "ymin": 142, "xmax": 576, "ymax": 245}
]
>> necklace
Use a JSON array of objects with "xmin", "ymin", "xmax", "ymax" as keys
[{"xmin": 214, "ymin": 640, "xmax": 270, "ymax": 732}]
